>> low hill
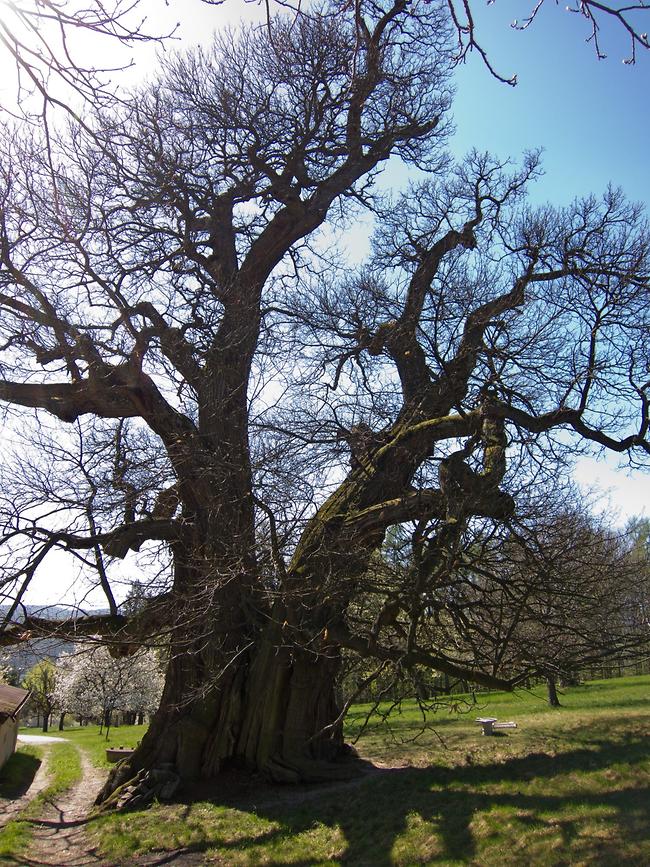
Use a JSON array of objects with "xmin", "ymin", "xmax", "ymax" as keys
[{"xmin": 0, "ymin": 605, "xmax": 105, "ymax": 678}]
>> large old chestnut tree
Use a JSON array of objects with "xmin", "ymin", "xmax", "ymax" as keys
[{"xmin": 0, "ymin": 0, "xmax": 648, "ymax": 802}]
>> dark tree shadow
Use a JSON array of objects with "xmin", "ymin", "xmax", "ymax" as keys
[
  {"xmin": 0, "ymin": 751, "xmax": 42, "ymax": 799},
  {"xmin": 135, "ymin": 730, "xmax": 650, "ymax": 866}
]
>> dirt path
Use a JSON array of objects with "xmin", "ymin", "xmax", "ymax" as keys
[
  {"xmin": 5, "ymin": 751, "xmax": 396, "ymax": 867},
  {"xmin": 1, "ymin": 733, "xmax": 69, "ymax": 827},
  {"xmin": 20, "ymin": 745, "xmax": 112, "ymax": 867}
]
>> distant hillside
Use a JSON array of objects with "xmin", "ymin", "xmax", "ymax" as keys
[
  {"xmin": 1, "ymin": 604, "xmax": 105, "ymax": 678},
  {"xmin": 0, "ymin": 604, "xmax": 87, "ymax": 623}
]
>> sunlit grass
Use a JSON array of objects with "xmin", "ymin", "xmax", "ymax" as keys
[
  {"xmin": 89, "ymin": 674, "xmax": 650, "ymax": 865},
  {"xmin": 47, "ymin": 722, "xmax": 147, "ymax": 768},
  {"xmin": 23, "ymin": 740, "xmax": 82, "ymax": 815},
  {"xmin": 0, "ymin": 818, "xmax": 33, "ymax": 862}
]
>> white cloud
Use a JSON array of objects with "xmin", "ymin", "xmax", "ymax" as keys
[{"xmin": 573, "ymin": 457, "xmax": 648, "ymax": 525}]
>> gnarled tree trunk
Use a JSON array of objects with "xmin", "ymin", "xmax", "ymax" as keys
[
  {"xmin": 96, "ymin": 618, "xmax": 348, "ymax": 805},
  {"xmin": 97, "ymin": 496, "xmax": 359, "ymax": 805}
]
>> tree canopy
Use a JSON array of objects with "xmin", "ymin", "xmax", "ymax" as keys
[
  {"xmin": 0, "ymin": 0, "xmax": 648, "ymax": 806},
  {"xmin": 1, "ymin": 0, "xmax": 648, "ymax": 116}
]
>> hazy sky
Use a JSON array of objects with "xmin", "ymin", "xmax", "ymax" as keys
[{"xmin": 0, "ymin": 0, "xmax": 647, "ymax": 606}]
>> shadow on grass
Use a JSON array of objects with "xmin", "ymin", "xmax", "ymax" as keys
[
  {"xmin": 0, "ymin": 752, "xmax": 42, "ymax": 800},
  {"xmin": 139, "ymin": 730, "xmax": 650, "ymax": 866}
]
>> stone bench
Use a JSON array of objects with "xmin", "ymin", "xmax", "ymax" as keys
[
  {"xmin": 106, "ymin": 747, "xmax": 136, "ymax": 763},
  {"xmin": 476, "ymin": 717, "xmax": 518, "ymax": 736}
]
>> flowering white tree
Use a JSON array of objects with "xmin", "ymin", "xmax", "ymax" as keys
[{"xmin": 56, "ymin": 645, "xmax": 163, "ymax": 736}]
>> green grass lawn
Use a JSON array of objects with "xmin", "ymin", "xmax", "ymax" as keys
[
  {"xmin": 47, "ymin": 722, "xmax": 147, "ymax": 768},
  {"xmin": 0, "ymin": 745, "xmax": 44, "ymax": 861},
  {"xmin": 345, "ymin": 674, "xmax": 650, "ymax": 763},
  {"xmin": 87, "ymin": 674, "xmax": 650, "ymax": 866}
]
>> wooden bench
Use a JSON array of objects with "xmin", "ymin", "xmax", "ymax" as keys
[{"xmin": 476, "ymin": 717, "xmax": 518, "ymax": 736}]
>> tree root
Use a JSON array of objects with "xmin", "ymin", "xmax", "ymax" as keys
[
  {"xmin": 95, "ymin": 744, "xmax": 364, "ymax": 810},
  {"xmin": 94, "ymin": 763, "xmax": 180, "ymax": 812}
]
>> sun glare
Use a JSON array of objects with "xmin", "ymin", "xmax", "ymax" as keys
[{"xmin": 0, "ymin": 1, "xmax": 38, "ymax": 112}]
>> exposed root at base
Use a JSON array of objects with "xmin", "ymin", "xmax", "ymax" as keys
[
  {"xmin": 94, "ymin": 764, "xmax": 180, "ymax": 813},
  {"xmin": 95, "ymin": 748, "xmax": 367, "ymax": 811}
]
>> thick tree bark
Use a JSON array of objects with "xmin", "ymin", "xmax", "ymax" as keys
[
  {"xmin": 96, "ymin": 403, "xmax": 515, "ymax": 806},
  {"xmin": 96, "ymin": 484, "xmax": 356, "ymax": 806},
  {"xmin": 237, "ymin": 619, "xmax": 349, "ymax": 783},
  {"xmin": 96, "ymin": 619, "xmax": 348, "ymax": 805}
]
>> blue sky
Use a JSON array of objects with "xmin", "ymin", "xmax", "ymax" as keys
[
  {"xmin": 444, "ymin": 1, "xmax": 649, "ymax": 520},
  {"xmin": 450, "ymin": 0, "xmax": 649, "ymax": 208},
  {"xmin": 176, "ymin": 0, "xmax": 649, "ymax": 208}
]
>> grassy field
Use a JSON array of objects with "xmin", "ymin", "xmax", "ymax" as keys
[
  {"xmin": 87, "ymin": 674, "xmax": 650, "ymax": 866},
  {"xmin": 47, "ymin": 722, "xmax": 147, "ymax": 768}
]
